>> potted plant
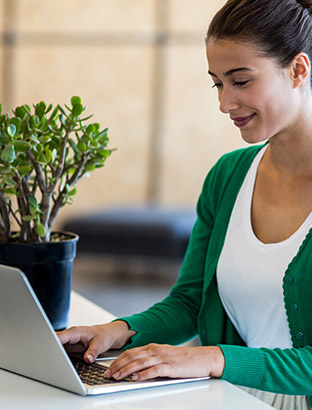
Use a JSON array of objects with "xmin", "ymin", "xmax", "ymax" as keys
[{"xmin": 0, "ymin": 96, "xmax": 114, "ymax": 329}]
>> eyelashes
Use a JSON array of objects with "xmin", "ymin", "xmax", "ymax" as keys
[{"xmin": 212, "ymin": 80, "xmax": 250, "ymax": 89}]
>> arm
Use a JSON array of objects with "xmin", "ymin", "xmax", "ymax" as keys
[
  {"xmin": 119, "ymin": 174, "xmax": 216, "ymax": 348},
  {"xmin": 220, "ymin": 344, "xmax": 312, "ymax": 395}
]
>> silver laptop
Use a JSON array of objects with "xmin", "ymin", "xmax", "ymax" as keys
[{"xmin": 0, "ymin": 264, "xmax": 209, "ymax": 396}]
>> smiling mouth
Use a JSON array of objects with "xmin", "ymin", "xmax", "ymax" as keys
[{"xmin": 231, "ymin": 114, "xmax": 256, "ymax": 128}]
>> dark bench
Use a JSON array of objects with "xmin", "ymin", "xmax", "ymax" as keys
[{"xmin": 62, "ymin": 206, "xmax": 197, "ymax": 262}]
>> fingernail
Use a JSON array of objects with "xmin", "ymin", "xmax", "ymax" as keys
[
  {"xmin": 104, "ymin": 369, "xmax": 111, "ymax": 378},
  {"xmin": 131, "ymin": 373, "xmax": 139, "ymax": 381},
  {"xmin": 113, "ymin": 372, "xmax": 120, "ymax": 379},
  {"xmin": 86, "ymin": 354, "xmax": 94, "ymax": 363}
]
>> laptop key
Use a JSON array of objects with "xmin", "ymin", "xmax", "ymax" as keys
[{"xmin": 70, "ymin": 356, "xmax": 135, "ymax": 385}]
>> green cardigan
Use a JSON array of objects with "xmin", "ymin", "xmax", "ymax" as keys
[{"xmin": 120, "ymin": 144, "xmax": 312, "ymax": 403}]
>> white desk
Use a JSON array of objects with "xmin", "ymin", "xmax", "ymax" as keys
[{"xmin": 0, "ymin": 292, "xmax": 273, "ymax": 410}]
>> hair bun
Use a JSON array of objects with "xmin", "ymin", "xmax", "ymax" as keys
[{"xmin": 297, "ymin": 0, "xmax": 312, "ymax": 13}]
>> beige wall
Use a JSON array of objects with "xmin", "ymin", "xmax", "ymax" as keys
[{"xmin": 0, "ymin": 0, "xmax": 247, "ymax": 229}]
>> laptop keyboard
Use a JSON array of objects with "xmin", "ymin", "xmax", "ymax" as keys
[{"xmin": 70, "ymin": 356, "xmax": 134, "ymax": 386}]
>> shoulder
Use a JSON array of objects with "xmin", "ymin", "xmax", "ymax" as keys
[
  {"xmin": 213, "ymin": 144, "xmax": 265, "ymax": 178},
  {"xmin": 199, "ymin": 144, "xmax": 266, "ymax": 213},
  {"xmin": 205, "ymin": 144, "xmax": 265, "ymax": 188}
]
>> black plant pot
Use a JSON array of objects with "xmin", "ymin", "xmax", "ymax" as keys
[{"xmin": 0, "ymin": 232, "xmax": 78, "ymax": 330}]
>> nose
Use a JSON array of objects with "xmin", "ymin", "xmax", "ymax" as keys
[{"xmin": 218, "ymin": 87, "xmax": 239, "ymax": 114}]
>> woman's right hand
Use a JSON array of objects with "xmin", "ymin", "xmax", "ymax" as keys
[{"xmin": 57, "ymin": 320, "xmax": 136, "ymax": 363}]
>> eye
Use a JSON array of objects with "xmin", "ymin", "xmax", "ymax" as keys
[
  {"xmin": 233, "ymin": 80, "xmax": 249, "ymax": 87},
  {"xmin": 212, "ymin": 83, "xmax": 222, "ymax": 89}
]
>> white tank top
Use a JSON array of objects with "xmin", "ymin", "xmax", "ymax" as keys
[{"xmin": 217, "ymin": 145, "xmax": 312, "ymax": 349}]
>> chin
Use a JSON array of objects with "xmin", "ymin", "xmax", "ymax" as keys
[{"xmin": 240, "ymin": 131, "xmax": 268, "ymax": 145}]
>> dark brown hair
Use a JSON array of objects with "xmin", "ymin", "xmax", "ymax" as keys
[{"xmin": 207, "ymin": 0, "xmax": 312, "ymax": 83}]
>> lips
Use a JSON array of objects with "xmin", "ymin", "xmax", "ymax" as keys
[{"xmin": 231, "ymin": 113, "xmax": 256, "ymax": 128}]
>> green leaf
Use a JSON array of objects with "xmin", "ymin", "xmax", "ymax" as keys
[
  {"xmin": 49, "ymin": 106, "xmax": 59, "ymax": 120},
  {"xmin": 0, "ymin": 166, "xmax": 12, "ymax": 174},
  {"xmin": 22, "ymin": 215, "xmax": 35, "ymax": 222},
  {"xmin": 71, "ymin": 96, "xmax": 81, "ymax": 106},
  {"xmin": 15, "ymin": 106, "xmax": 27, "ymax": 119},
  {"xmin": 86, "ymin": 124, "xmax": 95, "ymax": 134},
  {"xmin": 7, "ymin": 124, "xmax": 16, "ymax": 137},
  {"xmin": 79, "ymin": 114, "xmax": 94, "ymax": 122},
  {"xmin": 45, "ymin": 103, "xmax": 53, "ymax": 114},
  {"xmin": 98, "ymin": 149, "xmax": 111, "ymax": 158},
  {"xmin": 3, "ymin": 174, "xmax": 16, "ymax": 186},
  {"xmin": 38, "ymin": 152, "xmax": 47, "ymax": 164},
  {"xmin": 60, "ymin": 114, "xmax": 66, "ymax": 126},
  {"xmin": 85, "ymin": 162, "xmax": 96, "ymax": 172},
  {"xmin": 2, "ymin": 143, "xmax": 16, "ymax": 163},
  {"xmin": 90, "ymin": 140, "xmax": 99, "ymax": 148},
  {"xmin": 45, "ymin": 148, "xmax": 52, "ymax": 163},
  {"xmin": 38, "ymin": 101, "xmax": 46, "ymax": 110},
  {"xmin": 24, "ymin": 105, "xmax": 31, "ymax": 114},
  {"xmin": 28, "ymin": 195, "xmax": 38, "ymax": 209},
  {"xmin": 38, "ymin": 136, "xmax": 50, "ymax": 144},
  {"xmin": 9, "ymin": 118, "xmax": 21, "ymax": 134},
  {"xmin": 4, "ymin": 187, "xmax": 16, "ymax": 195},
  {"xmin": 69, "ymin": 187, "xmax": 77, "ymax": 196},
  {"xmin": 51, "ymin": 148, "xmax": 57, "ymax": 163},
  {"xmin": 68, "ymin": 138, "xmax": 80, "ymax": 154},
  {"xmin": 17, "ymin": 163, "xmax": 31, "ymax": 176},
  {"xmin": 29, "ymin": 134, "xmax": 40, "ymax": 144},
  {"xmin": 0, "ymin": 132, "xmax": 10, "ymax": 145},
  {"xmin": 31, "ymin": 115, "xmax": 40, "ymax": 126},
  {"xmin": 71, "ymin": 103, "xmax": 83, "ymax": 117},
  {"xmin": 14, "ymin": 140, "xmax": 31, "ymax": 152},
  {"xmin": 58, "ymin": 105, "xmax": 67, "ymax": 116},
  {"xmin": 36, "ymin": 223, "xmax": 46, "ymax": 237},
  {"xmin": 77, "ymin": 141, "xmax": 87, "ymax": 153},
  {"xmin": 29, "ymin": 204, "xmax": 37, "ymax": 215}
]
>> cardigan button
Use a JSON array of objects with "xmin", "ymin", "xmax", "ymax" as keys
[
  {"xmin": 290, "ymin": 304, "xmax": 298, "ymax": 311},
  {"xmin": 284, "ymin": 276, "xmax": 293, "ymax": 284},
  {"xmin": 296, "ymin": 332, "xmax": 304, "ymax": 340}
]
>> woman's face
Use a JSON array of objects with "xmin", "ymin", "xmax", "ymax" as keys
[{"xmin": 206, "ymin": 38, "xmax": 302, "ymax": 144}]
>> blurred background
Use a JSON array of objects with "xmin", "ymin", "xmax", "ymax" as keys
[{"xmin": 0, "ymin": 0, "xmax": 247, "ymax": 318}]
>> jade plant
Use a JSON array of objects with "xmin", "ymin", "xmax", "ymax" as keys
[{"xmin": 0, "ymin": 96, "xmax": 113, "ymax": 243}]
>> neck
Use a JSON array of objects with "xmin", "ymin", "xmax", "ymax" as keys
[
  {"xmin": 267, "ymin": 133, "xmax": 312, "ymax": 179},
  {"xmin": 266, "ymin": 105, "xmax": 312, "ymax": 178}
]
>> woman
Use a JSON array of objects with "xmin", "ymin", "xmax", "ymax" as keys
[{"xmin": 58, "ymin": 1, "xmax": 312, "ymax": 408}]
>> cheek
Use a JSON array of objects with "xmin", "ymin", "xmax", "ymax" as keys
[{"xmin": 250, "ymin": 85, "xmax": 289, "ymax": 119}]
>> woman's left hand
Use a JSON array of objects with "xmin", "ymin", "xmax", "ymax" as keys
[{"xmin": 104, "ymin": 344, "xmax": 225, "ymax": 381}]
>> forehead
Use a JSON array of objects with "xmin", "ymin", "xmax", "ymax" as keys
[{"xmin": 206, "ymin": 38, "xmax": 271, "ymax": 76}]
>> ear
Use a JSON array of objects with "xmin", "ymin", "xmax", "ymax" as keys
[{"xmin": 291, "ymin": 52, "xmax": 311, "ymax": 88}]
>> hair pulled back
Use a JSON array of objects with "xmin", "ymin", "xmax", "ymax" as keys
[
  {"xmin": 297, "ymin": 0, "xmax": 312, "ymax": 13},
  {"xmin": 207, "ymin": 0, "xmax": 312, "ymax": 78}
]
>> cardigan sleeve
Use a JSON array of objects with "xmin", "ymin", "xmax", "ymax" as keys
[
  {"xmin": 118, "ymin": 162, "xmax": 220, "ymax": 348},
  {"xmin": 220, "ymin": 344, "xmax": 312, "ymax": 396}
]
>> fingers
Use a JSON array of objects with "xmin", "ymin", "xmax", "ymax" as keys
[
  {"xmin": 57, "ymin": 326, "xmax": 92, "ymax": 346},
  {"xmin": 104, "ymin": 344, "xmax": 223, "ymax": 381},
  {"xmin": 57, "ymin": 323, "xmax": 127, "ymax": 363},
  {"xmin": 84, "ymin": 336, "xmax": 109, "ymax": 363},
  {"xmin": 105, "ymin": 344, "xmax": 171, "ymax": 380},
  {"xmin": 131, "ymin": 364, "xmax": 171, "ymax": 381},
  {"xmin": 57, "ymin": 326, "xmax": 105, "ymax": 362}
]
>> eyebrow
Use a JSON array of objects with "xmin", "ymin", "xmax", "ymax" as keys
[{"xmin": 208, "ymin": 67, "xmax": 252, "ymax": 77}]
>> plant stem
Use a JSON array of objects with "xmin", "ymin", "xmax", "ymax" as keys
[{"xmin": 0, "ymin": 191, "xmax": 10, "ymax": 241}]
